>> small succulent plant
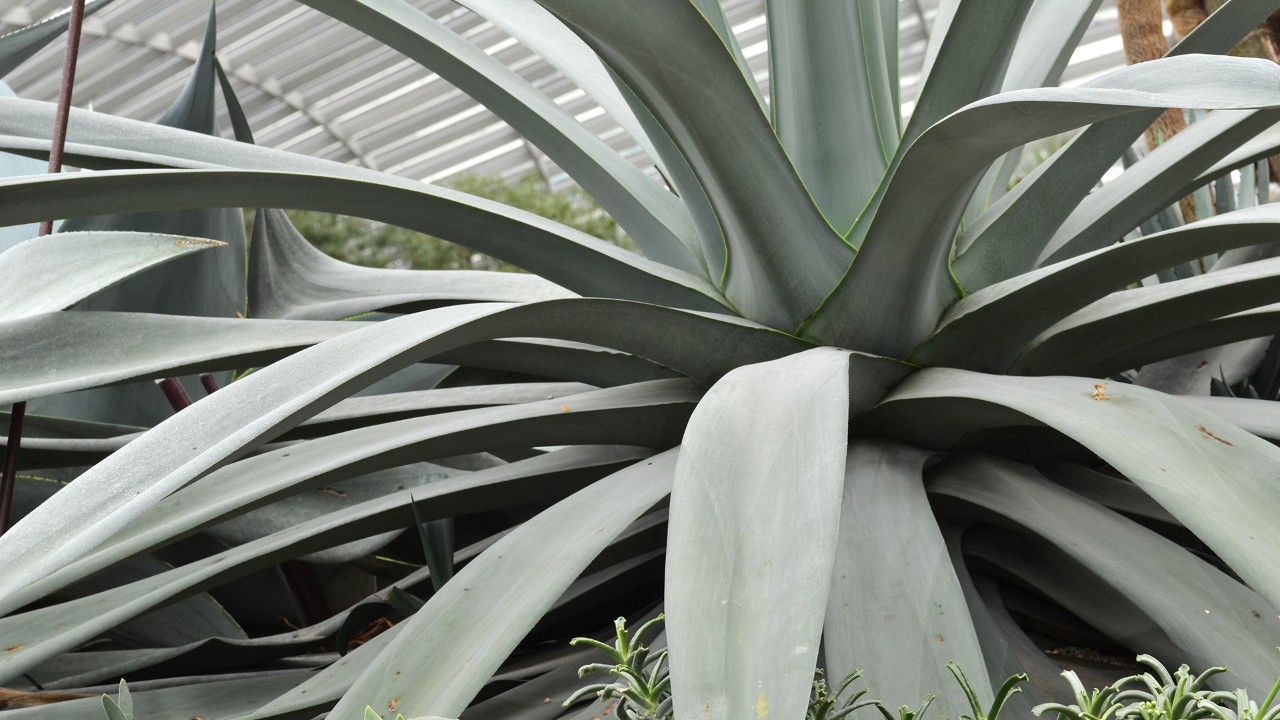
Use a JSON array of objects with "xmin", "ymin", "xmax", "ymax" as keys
[{"xmin": 563, "ymin": 615, "xmax": 672, "ymax": 720}]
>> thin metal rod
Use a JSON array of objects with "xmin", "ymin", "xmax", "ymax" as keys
[{"xmin": 0, "ymin": 0, "xmax": 88, "ymax": 536}]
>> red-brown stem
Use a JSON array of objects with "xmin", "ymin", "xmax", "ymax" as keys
[
  {"xmin": 199, "ymin": 373, "xmax": 221, "ymax": 394},
  {"xmin": 38, "ymin": 0, "xmax": 87, "ymax": 236},
  {"xmin": 156, "ymin": 378, "xmax": 194, "ymax": 412},
  {"xmin": 1, "ymin": 0, "xmax": 88, "ymax": 536},
  {"xmin": 0, "ymin": 405, "xmax": 26, "ymax": 535}
]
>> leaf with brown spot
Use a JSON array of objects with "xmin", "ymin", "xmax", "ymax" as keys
[{"xmin": 1196, "ymin": 425, "xmax": 1235, "ymax": 446}]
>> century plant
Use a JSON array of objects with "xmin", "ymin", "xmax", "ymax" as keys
[{"xmin": 0, "ymin": 0, "xmax": 1278, "ymax": 718}]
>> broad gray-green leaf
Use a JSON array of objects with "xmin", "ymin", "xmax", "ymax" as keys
[
  {"xmin": 690, "ymin": 0, "xmax": 764, "ymax": 107},
  {"xmin": 962, "ymin": 0, "xmax": 1104, "ymax": 224},
  {"xmin": 1081, "ymin": 302, "xmax": 1280, "ymax": 380},
  {"xmin": 10, "ymin": 387, "xmax": 688, "ymax": 610},
  {"xmin": 295, "ymin": 0, "xmax": 698, "ymax": 273},
  {"xmin": 1198, "ymin": 119, "xmax": 1280, "ymax": 183},
  {"xmin": 913, "ymin": 205, "xmax": 1280, "ymax": 371},
  {"xmin": 0, "ymin": 165, "xmax": 726, "ymax": 313},
  {"xmin": 0, "ymin": 447, "xmax": 652, "ymax": 683},
  {"xmin": 1130, "ymin": 243, "xmax": 1280, "ymax": 396},
  {"xmin": 0, "ymin": 312, "xmax": 357, "ymax": 406},
  {"xmin": 606, "ymin": 64, "xmax": 723, "ymax": 278},
  {"xmin": 12, "ymin": 467, "xmax": 620, "ymax": 693},
  {"xmin": 450, "ymin": 0, "xmax": 667, "ymax": 178},
  {"xmin": 0, "ymin": 302, "xmax": 791, "ymax": 408},
  {"xmin": 872, "ymin": 370, "xmax": 1280, "ymax": 611},
  {"xmin": 290, "ymin": 382, "xmax": 594, "ymax": 438},
  {"xmin": 899, "ymin": 0, "xmax": 1028, "ymax": 149},
  {"xmin": 0, "ymin": 671, "xmax": 314, "ymax": 719},
  {"xmin": 825, "ymin": 440, "xmax": 989, "ymax": 717},
  {"xmin": 1038, "ymin": 108, "xmax": 1280, "ymax": 267},
  {"xmin": 536, "ymin": 0, "xmax": 852, "ymax": 330},
  {"xmin": 0, "ymin": 0, "xmax": 118, "ymax": 78},
  {"xmin": 1182, "ymin": 395, "xmax": 1280, "ymax": 439},
  {"xmin": 931, "ymin": 454, "xmax": 1280, "ymax": 693},
  {"xmin": 327, "ymin": 451, "xmax": 677, "ymax": 718},
  {"xmin": 768, "ymin": 0, "xmax": 898, "ymax": 233},
  {"xmin": 0, "ymin": 232, "xmax": 226, "ymax": 321},
  {"xmin": 1013, "ymin": 255, "xmax": 1280, "ymax": 375},
  {"xmin": 248, "ymin": 208, "xmax": 571, "ymax": 320},
  {"xmin": 0, "ymin": 82, "xmax": 41, "ymax": 252},
  {"xmin": 804, "ymin": 54, "xmax": 1280, "ymax": 357},
  {"xmin": 428, "ymin": 337, "xmax": 668, "ymax": 388},
  {"xmin": 205, "ymin": 464, "xmax": 455, "ymax": 564},
  {"xmin": 0, "ymin": 300, "xmax": 805, "ymax": 603},
  {"xmin": 953, "ymin": 0, "xmax": 1280, "ymax": 289},
  {"xmin": 241, "ymin": 533, "xmax": 642, "ymax": 719},
  {"xmin": 41, "ymin": 6, "xmax": 247, "ymax": 427},
  {"xmin": 846, "ymin": 0, "xmax": 1030, "ymax": 251},
  {"xmin": 2, "ymin": 475, "xmax": 247, "ymax": 651},
  {"xmin": 941, "ymin": 527, "xmax": 1058, "ymax": 713},
  {"xmin": 665, "ymin": 349, "xmax": 906, "ymax": 720}
]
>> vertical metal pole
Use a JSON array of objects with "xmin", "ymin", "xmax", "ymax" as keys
[{"xmin": 0, "ymin": 0, "xmax": 88, "ymax": 536}]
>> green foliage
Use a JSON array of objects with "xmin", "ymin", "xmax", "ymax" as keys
[
  {"xmin": 564, "ymin": 615, "xmax": 672, "ymax": 720},
  {"xmin": 269, "ymin": 173, "xmax": 629, "ymax": 272},
  {"xmin": 1036, "ymin": 656, "xmax": 1280, "ymax": 720},
  {"xmin": 808, "ymin": 669, "xmax": 873, "ymax": 720}
]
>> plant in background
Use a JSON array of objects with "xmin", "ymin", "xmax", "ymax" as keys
[{"xmin": 1, "ymin": 0, "xmax": 1280, "ymax": 719}]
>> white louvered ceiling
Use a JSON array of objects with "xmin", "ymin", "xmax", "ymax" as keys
[{"xmin": 0, "ymin": 0, "xmax": 1134, "ymax": 190}]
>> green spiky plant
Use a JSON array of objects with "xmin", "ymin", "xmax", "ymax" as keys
[{"xmin": 1, "ymin": 0, "xmax": 1280, "ymax": 719}]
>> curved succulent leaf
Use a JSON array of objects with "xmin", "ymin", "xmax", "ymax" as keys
[
  {"xmin": 962, "ymin": 0, "xmax": 1105, "ymax": 223},
  {"xmin": 0, "ymin": 232, "xmax": 226, "ymax": 321},
  {"xmin": 825, "ymin": 440, "xmax": 990, "ymax": 718},
  {"xmin": 0, "ymin": 0, "xmax": 119, "ymax": 78},
  {"xmin": 870, "ymin": 370, "xmax": 1280, "ymax": 612},
  {"xmin": 327, "ymin": 451, "xmax": 677, "ymax": 718},
  {"xmin": 0, "ymin": 166, "xmax": 728, "ymax": 312},
  {"xmin": 10, "ymin": 390, "xmax": 682, "ymax": 609},
  {"xmin": 248, "ymin": 208, "xmax": 572, "ymax": 320},
  {"xmin": 953, "ymin": 0, "xmax": 1280, "ymax": 289},
  {"xmin": 536, "ymin": 0, "xmax": 852, "ymax": 330},
  {"xmin": 1014, "ymin": 256, "xmax": 1280, "ymax": 375},
  {"xmin": 0, "ymin": 300, "xmax": 808, "ymax": 603},
  {"xmin": 294, "ymin": 0, "xmax": 699, "ymax": 273},
  {"xmin": 915, "ymin": 206, "xmax": 1280, "ymax": 371},
  {"xmin": 805, "ymin": 54, "xmax": 1280, "ymax": 357},
  {"xmin": 932, "ymin": 455, "xmax": 1278, "ymax": 693},
  {"xmin": 1034, "ymin": 108, "xmax": 1280, "ymax": 268},
  {"xmin": 768, "ymin": 0, "xmax": 899, "ymax": 233},
  {"xmin": 665, "ymin": 349, "xmax": 907, "ymax": 720}
]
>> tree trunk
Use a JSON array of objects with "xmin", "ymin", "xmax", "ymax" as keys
[
  {"xmin": 1117, "ymin": 0, "xmax": 1195, "ymax": 220},
  {"xmin": 1163, "ymin": 0, "xmax": 1208, "ymax": 39},
  {"xmin": 1167, "ymin": 1, "xmax": 1280, "ymax": 187}
]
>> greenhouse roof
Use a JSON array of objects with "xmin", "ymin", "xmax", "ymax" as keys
[{"xmin": 1, "ymin": 0, "xmax": 1137, "ymax": 189}]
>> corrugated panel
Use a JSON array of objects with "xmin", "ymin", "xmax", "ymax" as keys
[{"xmin": 0, "ymin": 0, "xmax": 1133, "ymax": 188}]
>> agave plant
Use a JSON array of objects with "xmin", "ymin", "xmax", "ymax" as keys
[{"xmin": 1, "ymin": 0, "xmax": 1280, "ymax": 718}]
